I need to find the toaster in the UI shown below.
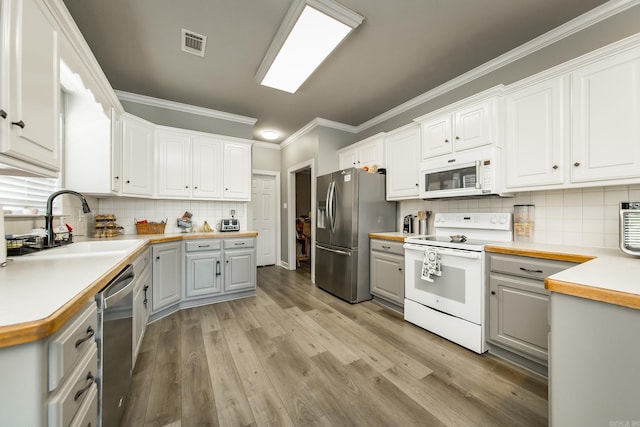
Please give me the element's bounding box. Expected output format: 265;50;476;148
620;202;640;256
220;218;240;232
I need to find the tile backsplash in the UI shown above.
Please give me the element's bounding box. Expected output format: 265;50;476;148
399;184;640;249
97;198;247;235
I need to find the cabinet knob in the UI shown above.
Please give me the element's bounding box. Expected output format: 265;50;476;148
0;109;6;119
398;267;402;271
225;188;229;191
415;183;419;187
444;139;449;143
455;136;460;140
11;120;25;129
194;186;198;189
126;180;131;184
573;162;581;167
155;256;160;260
185;185;189;189
490;291;496;295
552;165;558;170
114;176;120;180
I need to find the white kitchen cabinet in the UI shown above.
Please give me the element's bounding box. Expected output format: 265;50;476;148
156;129;191;198
222;140;251;200
156;127;249;200
570;46;640;183
415;89;501;160
184;239;223;299
338;133;385;170
110;108;123;193
151;241;182;313
223;238;256;293
504;76;567;190
0;0;60;177
192;135;223;199
121;113;155;197
384;123;420;200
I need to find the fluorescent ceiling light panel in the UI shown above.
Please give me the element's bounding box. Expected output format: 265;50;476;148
256;0;363;94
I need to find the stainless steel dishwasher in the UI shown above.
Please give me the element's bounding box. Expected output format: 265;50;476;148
96;264;135;427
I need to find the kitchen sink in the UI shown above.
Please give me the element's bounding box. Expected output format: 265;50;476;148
22;239;143;258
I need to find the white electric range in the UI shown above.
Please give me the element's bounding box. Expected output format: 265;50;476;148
403;212;513;353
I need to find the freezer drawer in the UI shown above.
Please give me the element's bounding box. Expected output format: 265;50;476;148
315;244;358;303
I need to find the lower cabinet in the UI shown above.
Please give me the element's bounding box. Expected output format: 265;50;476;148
0;300;99;427
151;241;182;313
185;239;223;298
223;238;256;293
132;248;151;365
370;239;405;312
487;253;576;373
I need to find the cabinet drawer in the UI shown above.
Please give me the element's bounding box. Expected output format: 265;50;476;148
224;238;254;249
370;239;404;256
48;343;98;427
489;254;576;280
48;301;98;391
69;379;97;427
185;239;222;252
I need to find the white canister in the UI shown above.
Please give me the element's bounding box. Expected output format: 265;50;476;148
1;205;6;266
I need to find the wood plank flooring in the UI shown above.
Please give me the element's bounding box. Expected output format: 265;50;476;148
122;262;548;427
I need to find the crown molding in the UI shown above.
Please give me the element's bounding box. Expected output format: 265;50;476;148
354;0;640;133
253;141;281;150
280;117;357;148
115;90;258;125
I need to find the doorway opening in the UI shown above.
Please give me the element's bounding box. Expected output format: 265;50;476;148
287;159;315;283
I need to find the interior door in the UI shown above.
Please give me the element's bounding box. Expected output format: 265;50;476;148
250;174;277;266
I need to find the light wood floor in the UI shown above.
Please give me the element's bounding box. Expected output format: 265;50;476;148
122;263;548;427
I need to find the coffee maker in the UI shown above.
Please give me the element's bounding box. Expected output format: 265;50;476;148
403;214;414;233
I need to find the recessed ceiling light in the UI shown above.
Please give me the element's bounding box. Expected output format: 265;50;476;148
256;0;363;94
261;130;280;140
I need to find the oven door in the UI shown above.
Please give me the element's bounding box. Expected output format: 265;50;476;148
404;243;484;324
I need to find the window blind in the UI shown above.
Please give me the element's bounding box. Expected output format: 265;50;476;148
0;176;59;213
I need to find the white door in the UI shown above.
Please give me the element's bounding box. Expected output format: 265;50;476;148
251;175;277;266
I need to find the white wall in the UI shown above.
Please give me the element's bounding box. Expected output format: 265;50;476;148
398;184;640;249
98;198;247;235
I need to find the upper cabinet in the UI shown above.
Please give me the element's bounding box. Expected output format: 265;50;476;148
338;133;384;170
570;46;640;183
415;90;501;160
504;76;567;190
385;123;420;200
0;0;60;176
156;127;251;201
122;113;155;197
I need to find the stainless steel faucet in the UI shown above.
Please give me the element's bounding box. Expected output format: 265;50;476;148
45;190;92;248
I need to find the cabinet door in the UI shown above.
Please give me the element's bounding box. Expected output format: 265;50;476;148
370;251;404;305
420;115;452;159
185;252;222;298
489;274;549;362
338;148;357;170
156;130;191;198
122;115;154;196
357;140;384;168
152;242;182;312
192;136;223;199
385;125;420;199
453;98;495;152
505;78;565;189
222;141;251;200
224;249;256;293
133;266;150;364
571;48;640;183
111;108;122;193
1;0;59;173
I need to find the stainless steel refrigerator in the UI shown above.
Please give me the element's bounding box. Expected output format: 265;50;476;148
315;168;396;303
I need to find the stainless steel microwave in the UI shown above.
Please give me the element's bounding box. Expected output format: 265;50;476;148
419;146;511;199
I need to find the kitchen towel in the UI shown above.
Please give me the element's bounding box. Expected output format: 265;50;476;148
421;248;441;282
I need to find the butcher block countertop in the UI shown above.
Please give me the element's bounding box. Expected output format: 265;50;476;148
485;242;640;310
0;231;258;348
368;231;418;242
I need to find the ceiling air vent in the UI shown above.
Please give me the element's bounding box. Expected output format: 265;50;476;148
181;29;207;57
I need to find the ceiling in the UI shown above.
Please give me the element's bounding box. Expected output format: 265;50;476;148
62;0;609;143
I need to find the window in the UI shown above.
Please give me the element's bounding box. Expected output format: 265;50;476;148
0;176;59;214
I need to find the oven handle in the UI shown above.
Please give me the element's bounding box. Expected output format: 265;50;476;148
404;243;481;260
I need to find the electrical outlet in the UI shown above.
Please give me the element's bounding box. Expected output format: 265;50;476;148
230;209;235;218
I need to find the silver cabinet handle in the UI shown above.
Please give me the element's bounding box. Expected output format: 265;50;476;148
234;242;245;246
382;245;391;250
74;372;95;401
198;244;210;248
216;260;221;276
74;326;95;348
519;267;543;274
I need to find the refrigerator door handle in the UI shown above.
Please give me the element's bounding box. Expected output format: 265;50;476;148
316;243;352;256
330;181;337;233
327;181;335;233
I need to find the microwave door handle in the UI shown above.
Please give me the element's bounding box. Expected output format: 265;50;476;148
475;160;481;189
